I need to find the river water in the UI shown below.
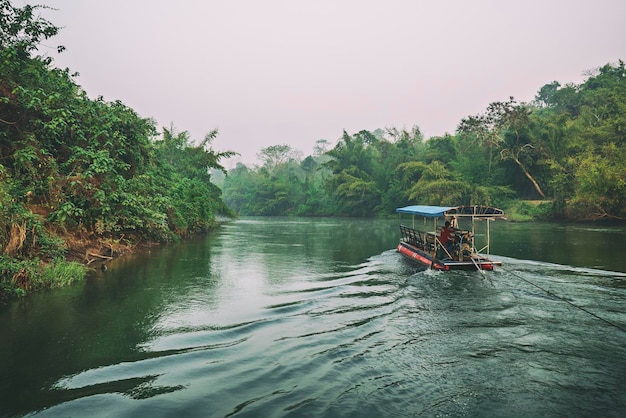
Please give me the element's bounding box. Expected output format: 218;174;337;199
1;218;625;417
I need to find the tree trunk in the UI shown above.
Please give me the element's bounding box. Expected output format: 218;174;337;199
512;156;546;198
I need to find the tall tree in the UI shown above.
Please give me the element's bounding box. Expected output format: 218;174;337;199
257;144;298;174
323;131;380;216
458;97;546;198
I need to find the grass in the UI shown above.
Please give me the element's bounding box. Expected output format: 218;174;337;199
0;257;87;300
505;200;555;222
41;258;87;288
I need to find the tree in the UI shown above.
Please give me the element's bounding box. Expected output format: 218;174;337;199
0;0;61;54
572;143;626;220
562;61;626;219
458;97;546;198
323;131;381;216
223;61;626;220
257;144;297;173
157;125;235;183
313;139;331;156
534;81;561;108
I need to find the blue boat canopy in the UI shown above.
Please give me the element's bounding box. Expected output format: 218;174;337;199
396;205;505;218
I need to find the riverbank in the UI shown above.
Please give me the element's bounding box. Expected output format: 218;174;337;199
504;200;553;222
506;200;625;223
3;199;623;301
0;224;208;301
1;230;148;301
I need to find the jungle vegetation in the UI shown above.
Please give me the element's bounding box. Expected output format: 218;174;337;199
1;1;234;298
223;63;626;222
1;1;625;299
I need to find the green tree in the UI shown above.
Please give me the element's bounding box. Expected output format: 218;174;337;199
458;97;546;198
0;0;60;53
257;144;299;173
323;131;381;216
1;0;236;297
572;143;626;219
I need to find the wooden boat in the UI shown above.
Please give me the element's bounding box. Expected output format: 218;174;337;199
396;205;505;271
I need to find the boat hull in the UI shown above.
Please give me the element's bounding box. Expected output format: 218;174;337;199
397;242;500;271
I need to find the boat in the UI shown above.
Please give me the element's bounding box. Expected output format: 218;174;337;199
396;205;505;271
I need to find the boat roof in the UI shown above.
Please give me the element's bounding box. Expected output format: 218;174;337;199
396;205;505;218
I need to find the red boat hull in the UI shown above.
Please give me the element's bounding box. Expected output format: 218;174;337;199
397;242;497;271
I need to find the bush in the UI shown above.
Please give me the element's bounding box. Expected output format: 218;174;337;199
41;258;86;288
505;200;555;221
0;256;86;299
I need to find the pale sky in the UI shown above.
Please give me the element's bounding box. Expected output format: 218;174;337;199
34;0;625;166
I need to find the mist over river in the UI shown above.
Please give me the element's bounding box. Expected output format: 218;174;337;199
1;218;625;417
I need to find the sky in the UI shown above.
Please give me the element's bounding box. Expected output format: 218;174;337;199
32;0;626;166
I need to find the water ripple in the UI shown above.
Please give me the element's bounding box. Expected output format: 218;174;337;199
28;251;626;418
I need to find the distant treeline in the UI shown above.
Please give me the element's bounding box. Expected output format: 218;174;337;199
222;62;626;222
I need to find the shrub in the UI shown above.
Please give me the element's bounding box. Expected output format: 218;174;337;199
41;258;86;288
0;256;86;299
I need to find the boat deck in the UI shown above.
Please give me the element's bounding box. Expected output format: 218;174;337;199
398;225;500;271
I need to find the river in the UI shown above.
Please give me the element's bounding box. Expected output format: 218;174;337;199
1;218;625;417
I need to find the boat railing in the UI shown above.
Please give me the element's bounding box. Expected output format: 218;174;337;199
399;225;425;248
400;224;489;262
424;232;437;252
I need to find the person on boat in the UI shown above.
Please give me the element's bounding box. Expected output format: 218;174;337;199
439;220;457;256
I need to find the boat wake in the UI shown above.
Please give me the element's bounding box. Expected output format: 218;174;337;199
31;251;626;418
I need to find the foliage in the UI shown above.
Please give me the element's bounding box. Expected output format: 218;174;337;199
223;61;625;222
222;126;514;217
223;143;335;216
0;1;234;298
40;258;86;287
505;201;553;222
0;0;60;54
570;142;626;220
0;256;85;300
322;131;380;216
2;0;624;298
458;97;547;198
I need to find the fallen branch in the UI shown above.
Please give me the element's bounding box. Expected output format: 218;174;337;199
86;252;113;264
